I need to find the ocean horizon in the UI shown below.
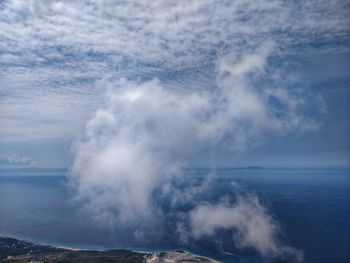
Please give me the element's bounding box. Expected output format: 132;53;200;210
1;167;349;263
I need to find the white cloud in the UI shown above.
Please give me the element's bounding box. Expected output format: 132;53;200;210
69;45;309;259
189;196;303;261
1;0;348;258
0;154;35;166
1;0;348;67
0;0;348;141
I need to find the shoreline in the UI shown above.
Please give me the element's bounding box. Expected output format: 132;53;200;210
0;235;220;262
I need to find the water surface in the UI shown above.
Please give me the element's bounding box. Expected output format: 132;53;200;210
0;168;349;262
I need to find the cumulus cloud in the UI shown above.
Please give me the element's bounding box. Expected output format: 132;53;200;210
70;45;306;260
189;196;303;261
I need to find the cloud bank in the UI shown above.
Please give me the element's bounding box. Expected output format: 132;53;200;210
70;44;306;260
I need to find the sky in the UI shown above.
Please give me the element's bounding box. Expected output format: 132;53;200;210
1;1;350;260
0;0;350;168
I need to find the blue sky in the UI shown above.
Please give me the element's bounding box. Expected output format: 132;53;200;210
0;0;349;168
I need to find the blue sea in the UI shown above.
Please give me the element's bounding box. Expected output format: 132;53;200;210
0;167;349;263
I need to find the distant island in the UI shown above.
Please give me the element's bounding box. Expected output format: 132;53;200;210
186;166;263;171
0;236;217;263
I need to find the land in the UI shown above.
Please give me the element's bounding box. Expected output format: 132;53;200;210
0;236;218;263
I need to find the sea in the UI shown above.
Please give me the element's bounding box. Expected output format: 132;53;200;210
0;167;349;263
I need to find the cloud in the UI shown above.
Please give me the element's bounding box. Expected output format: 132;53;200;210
70;45;308;260
1;0;348;259
0;154;35;166
0;0;349;141
189;196;303;261
1;0;348;66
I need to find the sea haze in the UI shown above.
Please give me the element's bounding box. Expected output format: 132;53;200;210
0;167;349;263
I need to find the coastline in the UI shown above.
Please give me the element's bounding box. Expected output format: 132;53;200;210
0;236;220;262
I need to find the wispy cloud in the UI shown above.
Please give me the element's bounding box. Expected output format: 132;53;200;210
189;196;303;261
0;154;35;167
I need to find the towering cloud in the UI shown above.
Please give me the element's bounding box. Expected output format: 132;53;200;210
70;44;307;260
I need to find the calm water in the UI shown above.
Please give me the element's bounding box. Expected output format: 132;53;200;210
0;168;349;262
